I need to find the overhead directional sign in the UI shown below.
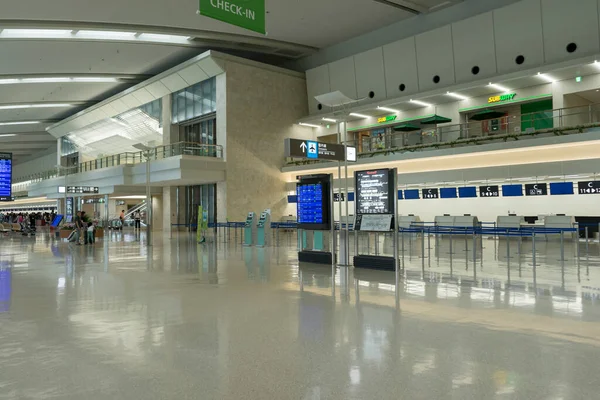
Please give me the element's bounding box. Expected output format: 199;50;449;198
422;188;439;199
199;0;266;34
285;138;355;162
525;183;548;196
479;185;499;197
578;181;600;194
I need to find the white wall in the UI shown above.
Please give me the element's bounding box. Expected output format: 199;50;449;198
13;150;57;181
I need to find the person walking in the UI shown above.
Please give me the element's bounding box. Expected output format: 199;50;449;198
74;211;83;245
133;210;141;231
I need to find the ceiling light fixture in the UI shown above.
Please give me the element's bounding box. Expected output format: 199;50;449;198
322;117;337;122
536;72;556;83
349;113;370;119
0;121;40;126
299;122;320;128
410;99;432;107
0;29;191;45
0;77;120;85
377;106;400;113
488;83;510;93
0;134;17;138
0;103;74;110
446;91;468;100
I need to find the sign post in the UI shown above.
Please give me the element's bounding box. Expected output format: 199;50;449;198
199;0;266;34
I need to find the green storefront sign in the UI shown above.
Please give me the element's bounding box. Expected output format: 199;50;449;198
199;0;266;34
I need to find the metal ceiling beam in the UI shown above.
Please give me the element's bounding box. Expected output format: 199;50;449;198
372;0;425;13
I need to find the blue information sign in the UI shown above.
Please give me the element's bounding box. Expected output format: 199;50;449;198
297;183;324;224
0;152;12;202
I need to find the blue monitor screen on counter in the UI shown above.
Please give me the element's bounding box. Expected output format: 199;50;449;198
0;152;12;202
502;184;523;197
550;182;574;195
458;187;477;198
440;188;457;199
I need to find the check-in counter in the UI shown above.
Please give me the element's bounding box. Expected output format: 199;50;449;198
544;215;576;240
497;215;525;230
399;215;422;229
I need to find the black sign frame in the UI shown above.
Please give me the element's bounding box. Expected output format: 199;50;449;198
479;185;499;198
285;138;350;161
578;181;600;195
525;183;548;196
422;188;439;199
355;169;394;215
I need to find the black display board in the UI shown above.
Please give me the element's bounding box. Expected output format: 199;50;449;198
479;185;499;197
355;169;394;214
578;181;600;195
422;188;439;199
525;183;548;196
0;152;12;202
296;175;331;230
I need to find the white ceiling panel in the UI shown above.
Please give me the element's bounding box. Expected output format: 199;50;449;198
160;74;189;93
120;94;141;110
178;64;209;85
197;58;225;77
110;98;130;114
145;81;171;99
131;88;155;105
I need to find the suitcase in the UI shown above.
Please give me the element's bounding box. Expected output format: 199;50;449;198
67;230;78;242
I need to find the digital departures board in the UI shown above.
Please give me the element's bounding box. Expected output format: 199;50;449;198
296;174;332;230
355;169;393;214
0;153;12;202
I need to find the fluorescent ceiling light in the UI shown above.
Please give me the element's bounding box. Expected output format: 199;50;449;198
322;117;337;122
0;121;40;126
0;29;191;45
410;99;432;107
446;92;468;100
0;134;17;138
0;103;74;110
536;72;556;83
0;76;118;84
299;122;320;128
349;113;370;119
136;33;190;44
377;106;400;113
488;83;510;93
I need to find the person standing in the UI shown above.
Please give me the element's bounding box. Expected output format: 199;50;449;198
74;211;83;245
119;210;125;231
133;210;141;231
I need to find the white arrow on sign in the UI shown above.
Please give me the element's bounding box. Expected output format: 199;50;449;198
300;142;307;153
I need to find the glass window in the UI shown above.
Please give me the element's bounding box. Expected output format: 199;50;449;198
171;77;216;124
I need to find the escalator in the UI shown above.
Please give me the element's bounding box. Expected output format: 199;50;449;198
107;201;148;230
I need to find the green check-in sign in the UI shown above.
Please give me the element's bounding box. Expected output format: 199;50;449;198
199;0;266;34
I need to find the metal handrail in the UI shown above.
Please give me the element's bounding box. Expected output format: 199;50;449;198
14;141;223;184
286;102;600;164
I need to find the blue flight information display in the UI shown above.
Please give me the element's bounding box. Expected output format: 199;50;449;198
0;152;12;202
297;183;324;224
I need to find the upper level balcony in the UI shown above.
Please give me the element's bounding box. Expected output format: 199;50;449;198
284;103;600;171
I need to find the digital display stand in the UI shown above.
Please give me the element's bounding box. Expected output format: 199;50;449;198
256;210;271;247
296;174;334;265
243;212;256;246
353;168;399;271
0;152;12;202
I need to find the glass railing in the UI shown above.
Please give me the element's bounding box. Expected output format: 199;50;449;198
285;103;600;165
15;142;223;184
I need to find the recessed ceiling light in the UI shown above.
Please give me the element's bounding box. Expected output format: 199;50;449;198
377;106;400;113
0;121;40;126
349;113;370;119
488;83;510;93
446;92;468;100
299;122;320;128
410;99;432;107
536;72;556;83
0;103;74;110
0;77;119;84
0;29;191;45
322;117;337;122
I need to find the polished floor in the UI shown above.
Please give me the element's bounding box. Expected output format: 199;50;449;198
1;229;600;399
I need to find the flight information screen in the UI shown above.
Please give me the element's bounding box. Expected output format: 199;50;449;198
297;183;324;224
0;153;12;202
355;169;392;214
